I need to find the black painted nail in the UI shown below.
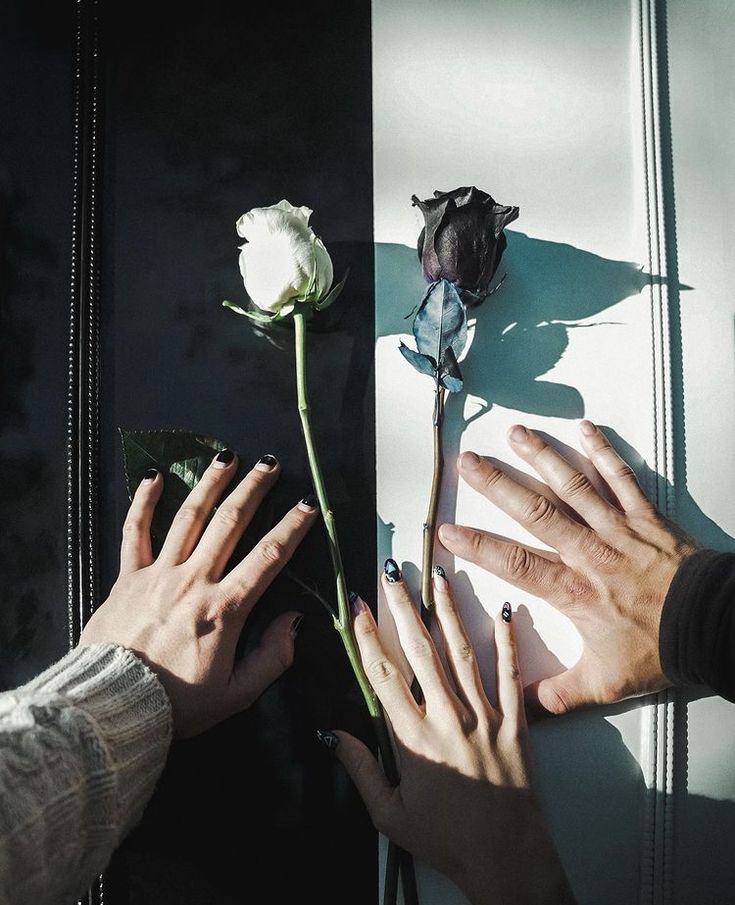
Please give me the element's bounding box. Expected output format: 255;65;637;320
215;448;235;465
299;493;318;510
316;729;339;751
432;564;446;578
290;614;305;638
143;468;158;482
384;558;401;583
502;602;512;623
349;591;368;617
257;454;278;470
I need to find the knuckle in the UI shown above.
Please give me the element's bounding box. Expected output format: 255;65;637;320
504;545;535;581
468;531;486;559
121;518;144;539
482;466;505;494
505;659;521;682
586;541;621;568
366;657;396;687
612;463;637;481
520;494;555;528
454;640;476;664
257;538;287;568
404;636;435;662
542;685;572;716
176;504;204;525
216;505;246;530
559;471;592;499
563;573;592;601
213;591;243;621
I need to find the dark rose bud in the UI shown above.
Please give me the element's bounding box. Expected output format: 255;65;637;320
412;186;519;296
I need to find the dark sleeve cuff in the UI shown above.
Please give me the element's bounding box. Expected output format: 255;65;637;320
659;549;735;701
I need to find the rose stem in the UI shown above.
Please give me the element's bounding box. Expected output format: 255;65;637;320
420;382;446;628
293;311;418;905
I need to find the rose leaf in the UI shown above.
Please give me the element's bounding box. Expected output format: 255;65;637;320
438;345;464;393
413;279;468;365
399;342;438;379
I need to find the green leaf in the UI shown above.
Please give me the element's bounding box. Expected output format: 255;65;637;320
119;429;265;558
314;268;349;311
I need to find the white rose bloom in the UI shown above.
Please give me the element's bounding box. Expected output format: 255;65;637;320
236;200;334;314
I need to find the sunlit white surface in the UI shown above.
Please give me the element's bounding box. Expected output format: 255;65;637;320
373;1;735;903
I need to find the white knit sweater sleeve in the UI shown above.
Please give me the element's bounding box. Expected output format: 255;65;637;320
0;643;173;905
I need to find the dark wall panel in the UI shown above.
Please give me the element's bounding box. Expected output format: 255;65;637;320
2;1;377;902
0;2;73;687
101;2;377;903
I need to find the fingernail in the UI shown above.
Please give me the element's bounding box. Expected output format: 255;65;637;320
459;451;481;470
290;614;305;639
298;493;318;512
143;468;158;482
349;591;368;617
384;558;401;583
316;729;340;751
214;448;235;468
432;564;448;588
256;454;278;472
509;424;528;443
438;523;459;543
580;420;596;436
502;602;512;623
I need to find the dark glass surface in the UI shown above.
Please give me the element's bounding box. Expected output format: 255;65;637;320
0;1;73;688
101;2;377;903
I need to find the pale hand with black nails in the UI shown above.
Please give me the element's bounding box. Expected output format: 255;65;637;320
80;450;317;737
332;571;576;905
438;421;697;715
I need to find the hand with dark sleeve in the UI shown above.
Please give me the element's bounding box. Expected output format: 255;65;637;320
437;420;735;711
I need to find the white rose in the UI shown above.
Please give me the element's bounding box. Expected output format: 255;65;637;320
236;200;334;314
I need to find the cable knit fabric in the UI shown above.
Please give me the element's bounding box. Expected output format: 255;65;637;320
0;643;172;905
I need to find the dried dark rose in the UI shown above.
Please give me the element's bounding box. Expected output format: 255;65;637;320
412;186;519;296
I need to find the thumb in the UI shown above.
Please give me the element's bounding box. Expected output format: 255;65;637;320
228;610;301;712
524;662;591;719
332;731;398;834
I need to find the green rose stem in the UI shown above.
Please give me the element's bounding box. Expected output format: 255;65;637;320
293;310;418;905
420;382;446;627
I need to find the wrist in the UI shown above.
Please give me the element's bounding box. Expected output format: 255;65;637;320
454;817;576;905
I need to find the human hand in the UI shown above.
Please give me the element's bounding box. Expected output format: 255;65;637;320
80;450;317;737
331;566;575;905
438;421;697;715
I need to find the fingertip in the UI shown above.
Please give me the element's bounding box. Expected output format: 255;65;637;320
212;447;237;470
297;493;320;514
254;453;280;474
494;603;515;643
458;450;481;471
579;419;597;437
136;468;162;494
437;522;460;546
508;424;529;445
432;564;449;592
351;595;378;634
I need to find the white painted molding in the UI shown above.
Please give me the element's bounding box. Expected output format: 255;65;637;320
635;2;678;903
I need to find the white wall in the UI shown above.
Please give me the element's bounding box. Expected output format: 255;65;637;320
373;1;735;903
